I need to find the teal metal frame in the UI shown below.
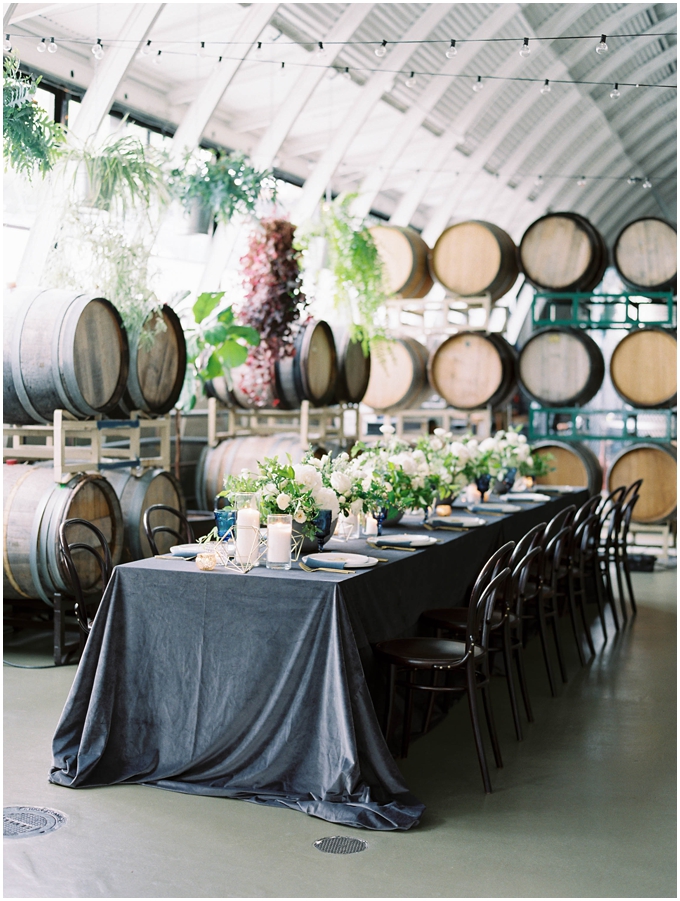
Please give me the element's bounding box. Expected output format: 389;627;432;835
532;292;676;330
528;406;677;443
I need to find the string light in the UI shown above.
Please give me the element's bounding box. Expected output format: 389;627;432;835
4;33;11;52
342;66;351;81
198;41;206;57
577;176;587;186
140;39;151;57
540;79;551;94
472;75;483;92
253;41;262;58
316;41;326;58
405;71;416;89
280;61;287;77
534;174;543;186
91;38;104;59
375;39;387;58
596;34;608;54
627;175;640;185
446;39;457;58
642;177;652;189
610;82;620;99
37;38;46;53
519;37;531;57
48;37;57;53
154;50;162;65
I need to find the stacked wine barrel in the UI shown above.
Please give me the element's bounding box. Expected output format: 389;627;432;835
3;289;190;598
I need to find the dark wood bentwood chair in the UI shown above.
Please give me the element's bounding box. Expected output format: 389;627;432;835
571;513;610;642
143;504;194;556
58;518;113;641
375;561;512;794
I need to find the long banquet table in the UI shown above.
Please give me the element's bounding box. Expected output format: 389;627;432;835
50;491;587;831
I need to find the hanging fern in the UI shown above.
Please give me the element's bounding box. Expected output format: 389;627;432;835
3;54;65;177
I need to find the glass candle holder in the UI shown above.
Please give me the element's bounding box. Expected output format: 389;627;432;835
267;514;292;570
234;493;261;566
196;553;216;571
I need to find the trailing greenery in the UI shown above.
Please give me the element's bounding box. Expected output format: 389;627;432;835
295;193;388;350
180;291;260;411
171;150;276;225
3;54;65;177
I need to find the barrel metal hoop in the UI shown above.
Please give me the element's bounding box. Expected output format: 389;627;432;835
58;293;101;418
30;480;65;605
10;290;50;424
3;466;38;599
125;328;145;411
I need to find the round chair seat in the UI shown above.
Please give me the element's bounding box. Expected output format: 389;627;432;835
374;637;483;668
423;607;518;630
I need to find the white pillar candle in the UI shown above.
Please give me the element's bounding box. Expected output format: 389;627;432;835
235;507;260;565
267;522;292;564
466;484;482;504
364;514;378;536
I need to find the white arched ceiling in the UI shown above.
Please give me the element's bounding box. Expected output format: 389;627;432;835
7;1;677;261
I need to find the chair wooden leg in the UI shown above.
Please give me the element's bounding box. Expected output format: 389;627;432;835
384;664;397;742
466;664;492;793
592;564;609;641
602;557;621;631
548;611;568;683
53;593;66;666
537;603;557;696
400;671;416;759
502;626;523;741
575;572;596;657
514;645;534;722
566;574;587;666
622;554;638;615
614;554;628;624
480;679;503;769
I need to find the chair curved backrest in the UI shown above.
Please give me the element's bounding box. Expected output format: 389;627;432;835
543;527;571;591
541;505;577;548
597;485;627;520
619;493;640;548
622;479;643;504
510;523;546;572
469;540;514;606
58;518;113;634
573;494;601;528
467;567;512;654
143;504;194;556
513;546;543;623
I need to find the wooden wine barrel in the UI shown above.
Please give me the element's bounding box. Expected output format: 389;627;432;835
369;225;433;298
532;442;603;494
113;306;186;416
106;468;184;561
518;327;605;406
610;328;677;408
613;218;677;292
608;444;677;523
3;464;124;603
332;328;371;404
519;213;608;292
431;221;519;301
428;332;516;410
362;337;431;412
196;434;318;511
3;288;129;425
275;320;337;409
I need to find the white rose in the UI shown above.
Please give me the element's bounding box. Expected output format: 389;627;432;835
384;482;393;492
430;437;444;451
330;471;353;495
479;437;497;453
466;439;479;451
276;493;291;510
505;431;519;445
264;482;278;497
449;442;469;462
293;509;307;524
433;428;446;437
495;430;506;440
526;455;534;467
350;498;364;515
517;444;531;461
313;486;340;519
361;475;373;493
336;452;350;463
412;476;424;490
379;423;396;435
518;434;527;444
293;463;322;491
413;449;425;462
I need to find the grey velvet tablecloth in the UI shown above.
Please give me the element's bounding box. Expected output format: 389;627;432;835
50;491;586;830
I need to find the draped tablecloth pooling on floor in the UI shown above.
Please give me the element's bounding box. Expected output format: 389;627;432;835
50;492;586;830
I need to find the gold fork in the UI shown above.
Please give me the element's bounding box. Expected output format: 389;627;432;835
299;562;356;574
367;543;417;552
424;523;469;532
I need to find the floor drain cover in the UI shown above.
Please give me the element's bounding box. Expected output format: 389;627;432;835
313;836;368;855
3;807;66;839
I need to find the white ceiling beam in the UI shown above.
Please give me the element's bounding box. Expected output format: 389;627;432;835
251;3;374;170
350;3;519;219
3;3;18;29
170;3;278;162
8;3;60;24
16;2;166;286
292;2;454;224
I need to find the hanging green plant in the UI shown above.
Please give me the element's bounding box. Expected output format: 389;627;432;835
3;54;65;177
170;150;276;226
295;193;388;351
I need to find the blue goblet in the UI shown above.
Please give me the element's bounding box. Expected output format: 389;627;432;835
314;509;333;553
375;507;388;537
214;508;236;539
475;474;491;502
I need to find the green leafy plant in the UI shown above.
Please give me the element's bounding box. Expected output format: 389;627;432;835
181;291;260;410
171;150;276;225
295;193;388;350
3;54;65;177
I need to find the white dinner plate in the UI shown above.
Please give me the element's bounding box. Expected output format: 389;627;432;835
370;534;438;547
507;493;551;502
432;515;486;527
304;553;378;569
170;544;203;557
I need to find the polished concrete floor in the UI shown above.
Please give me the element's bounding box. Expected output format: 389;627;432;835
4;569;676;898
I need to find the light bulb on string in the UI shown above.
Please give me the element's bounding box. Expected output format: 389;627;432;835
342;66;351;81
92;38;104;60
280;61;287;77
472;75;483;93
37;38;47;53
375;39;387;58
596;34;608;54
627;175;638;185
610;82;620;99
577;176;586;187
48;37;57;53
540;79;551;94
534;174;543;187
140;39;151;57
519;37;530;58
316;41;326;58
405;71;416;89
198;41;206;58
154;50;162;65
4;33;11;52
642;178;652;189
253;41;262;58
446;39;457;59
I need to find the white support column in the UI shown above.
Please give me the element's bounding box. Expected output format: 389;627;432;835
251;3;374;170
170;3;278;163
292;3;453;225
15;2;166;287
